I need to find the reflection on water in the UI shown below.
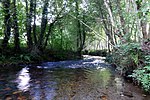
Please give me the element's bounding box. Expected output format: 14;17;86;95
14;67;112;100
16;67;30;91
85;68;111;88
29;80;57;100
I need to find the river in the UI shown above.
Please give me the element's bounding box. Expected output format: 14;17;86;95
0;55;149;100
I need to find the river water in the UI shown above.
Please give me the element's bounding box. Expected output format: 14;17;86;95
0;55;149;100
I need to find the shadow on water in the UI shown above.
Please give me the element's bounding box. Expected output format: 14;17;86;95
0;55;150;100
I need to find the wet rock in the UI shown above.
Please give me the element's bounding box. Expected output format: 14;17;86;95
123;91;133;98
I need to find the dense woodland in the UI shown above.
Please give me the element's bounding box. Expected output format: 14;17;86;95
0;0;150;91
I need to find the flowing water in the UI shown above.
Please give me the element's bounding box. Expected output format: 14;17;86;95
0;55;149;100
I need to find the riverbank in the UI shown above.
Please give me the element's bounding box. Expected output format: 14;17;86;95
0;48;82;70
0;48;110;68
105;41;150;92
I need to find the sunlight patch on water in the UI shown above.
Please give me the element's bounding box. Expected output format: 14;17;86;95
16;67;30;91
96;66;105;70
83;55;105;59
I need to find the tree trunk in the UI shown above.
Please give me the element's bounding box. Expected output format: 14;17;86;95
33;0;37;44
44;23;54;49
141;21;148;39
13;0;20;51
117;0;129;36
75;1;82;55
148;24;150;39
81;13;86;50
1;0;11;49
26;0;33;49
96;0;115;46
38;0;49;49
104;0;117;45
136;0;148;40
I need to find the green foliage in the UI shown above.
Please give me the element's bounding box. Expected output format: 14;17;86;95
105;53;113;63
131;55;150;91
20;54;31;62
107;42;143;72
145;55;150;64
107;40;150;92
0;49;33;64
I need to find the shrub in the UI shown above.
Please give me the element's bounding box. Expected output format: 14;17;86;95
106;40;150;92
131;55;150;91
107;42;144;73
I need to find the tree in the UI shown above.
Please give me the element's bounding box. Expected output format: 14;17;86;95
26;0;33;49
38;0;49;50
1;0;11;49
136;0;149;39
33;0;37;44
12;0;20;51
